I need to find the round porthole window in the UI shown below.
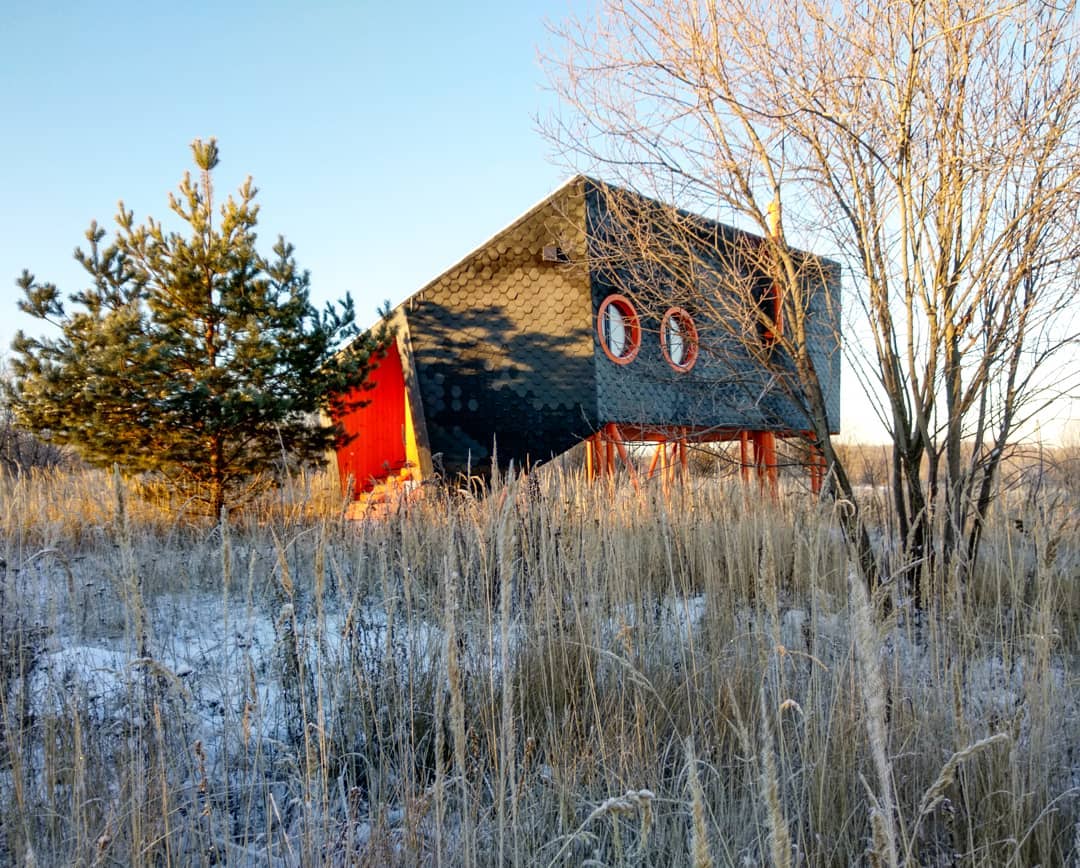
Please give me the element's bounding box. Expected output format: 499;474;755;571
597;295;641;364
660;307;699;372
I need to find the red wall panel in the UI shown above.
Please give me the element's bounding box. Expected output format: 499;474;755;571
333;340;407;493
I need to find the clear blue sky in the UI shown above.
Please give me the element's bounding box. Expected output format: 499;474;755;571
3;1;1074;444
1;0;575;346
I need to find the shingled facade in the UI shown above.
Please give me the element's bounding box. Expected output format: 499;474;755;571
332;176;841;495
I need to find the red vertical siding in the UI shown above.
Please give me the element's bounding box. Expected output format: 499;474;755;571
333;340;408;494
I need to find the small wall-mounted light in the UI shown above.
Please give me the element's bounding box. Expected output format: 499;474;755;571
542;244;571;263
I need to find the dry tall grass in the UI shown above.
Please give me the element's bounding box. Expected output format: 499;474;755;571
0;464;1076;865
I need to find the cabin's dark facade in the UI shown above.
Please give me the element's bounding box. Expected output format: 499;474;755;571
332;176;840;499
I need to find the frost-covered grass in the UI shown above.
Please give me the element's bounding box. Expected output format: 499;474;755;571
0;465;1077;866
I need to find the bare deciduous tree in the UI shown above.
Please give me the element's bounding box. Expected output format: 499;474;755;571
545;0;1080;596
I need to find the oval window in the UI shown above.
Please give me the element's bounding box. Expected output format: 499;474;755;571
597;295;641;364
606;304;627;357
660;307;699;372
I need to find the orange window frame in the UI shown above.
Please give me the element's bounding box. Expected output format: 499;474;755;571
759;282;782;345
660;306;699;372
596;294;642;365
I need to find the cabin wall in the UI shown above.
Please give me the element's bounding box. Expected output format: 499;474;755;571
403;180;597;476
332;176;842;494
333;339;411;491
585;181;842;434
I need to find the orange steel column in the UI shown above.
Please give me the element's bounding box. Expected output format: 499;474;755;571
608;424;641;492
751;431;779;497
761;432;778;495
647;440;664;480
740;431;751;483
811;443;824;495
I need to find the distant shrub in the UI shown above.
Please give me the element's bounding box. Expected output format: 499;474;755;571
0;406;73;475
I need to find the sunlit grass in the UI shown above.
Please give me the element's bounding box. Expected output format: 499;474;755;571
0;463;1076;865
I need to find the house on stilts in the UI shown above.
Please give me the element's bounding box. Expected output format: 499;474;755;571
330;176;840;510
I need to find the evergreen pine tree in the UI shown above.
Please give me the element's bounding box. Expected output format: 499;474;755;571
8;139;388;514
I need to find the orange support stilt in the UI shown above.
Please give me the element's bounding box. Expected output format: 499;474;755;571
580;424;823;502
750;431;778;497
810;442;824;495
762;432;778;495
647;440;664;480
800;431;824;495
608;424;641;492
594;433;605;481
740;431;750;483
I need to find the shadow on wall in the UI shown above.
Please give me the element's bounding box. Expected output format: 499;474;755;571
406;296;826;482
406;299;596;477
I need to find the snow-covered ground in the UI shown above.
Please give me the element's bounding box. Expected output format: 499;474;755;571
3;535;1078;865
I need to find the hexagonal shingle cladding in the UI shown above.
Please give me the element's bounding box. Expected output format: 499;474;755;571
386;175;840;480
404;179;595;476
